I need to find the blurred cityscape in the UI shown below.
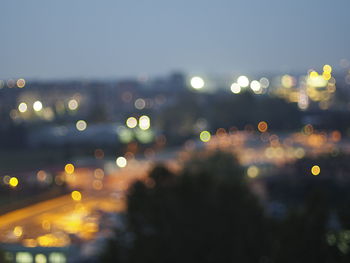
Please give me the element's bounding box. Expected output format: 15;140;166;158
1;61;350;262
2;0;350;261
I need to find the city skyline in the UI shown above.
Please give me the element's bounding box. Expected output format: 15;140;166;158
1;0;350;79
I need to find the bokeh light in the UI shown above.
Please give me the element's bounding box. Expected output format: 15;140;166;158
76;120;87;131
71;190;82;201
323;64;332;73
323;72;331;80
259;77;270;88
35;254;47;263
13;226;23;237
9;177;19;188
309;71;319;78
18;102;28;113
281;75;294;88
230;83;241;94
135;129;154;144
7;79;15;88
65;163;75;174
257;121;268;132
134;98;146;110
116;156;127;168
92;180;103;190
139;115;151;130
311;165;321;176
237;75;249;88
190;76;205;90
126;117;138;128
247;165;259;178
250;80;261;92
16;78;26;88
68;99;79;110
33;101;43;112
200;131;211;142
117;126;134;143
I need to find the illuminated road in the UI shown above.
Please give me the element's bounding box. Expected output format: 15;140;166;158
0;130;348;248
0;160;151;247
0;193;121;246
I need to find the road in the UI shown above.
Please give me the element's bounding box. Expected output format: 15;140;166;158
0;130;348;248
0;160;151;247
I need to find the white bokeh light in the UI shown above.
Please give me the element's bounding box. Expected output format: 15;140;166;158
190;76;205;90
230;83;241;94
237;76;249;88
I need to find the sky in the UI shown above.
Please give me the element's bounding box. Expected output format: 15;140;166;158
1;0;350;79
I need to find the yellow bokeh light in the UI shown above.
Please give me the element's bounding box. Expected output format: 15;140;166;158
18;102;28;113
9;177;19;187
14;226;23;237
190;76;205;90
323;64;332;73
311;165;321;176
71;190;82;201
16;78;26;88
323;72;331;80
237;75;249;88
116;156;127;168
126;117;138;128
247;165;259;178
309;71;319;78
65;163;75;174
37;235;51;247
68;99;79;110
76;120;87;131
200;130;211;142
281;75;294;88
257;121;268;133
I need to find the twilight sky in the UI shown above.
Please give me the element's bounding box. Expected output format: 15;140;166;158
1;0;349;79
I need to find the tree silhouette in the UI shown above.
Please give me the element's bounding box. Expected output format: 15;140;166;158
101;151;270;262
99;151;350;262
273;189;332;263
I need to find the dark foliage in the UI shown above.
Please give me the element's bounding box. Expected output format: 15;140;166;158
100;152;350;263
